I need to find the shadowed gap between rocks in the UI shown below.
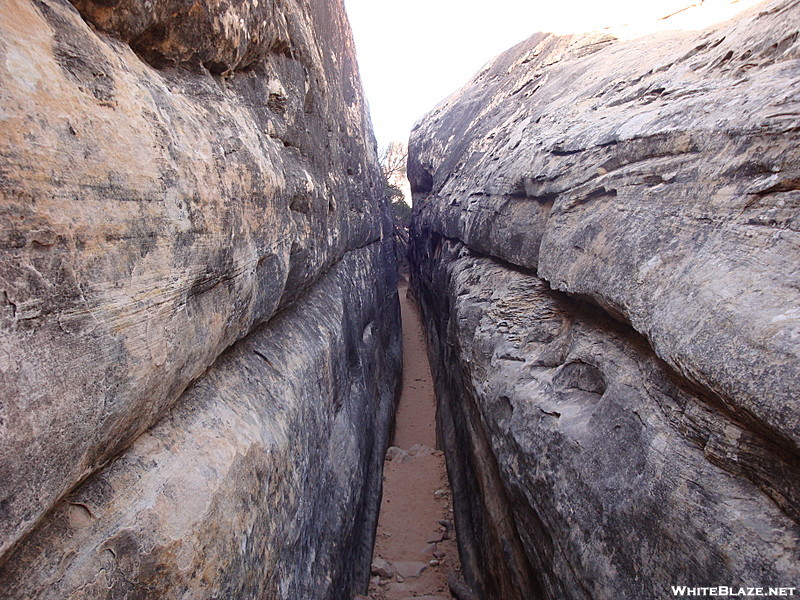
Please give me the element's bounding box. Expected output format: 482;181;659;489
363;280;475;600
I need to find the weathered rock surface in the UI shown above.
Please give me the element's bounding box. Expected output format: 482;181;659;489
410;1;800;449
0;0;394;569
1;243;401;599
408;1;800;598
412;241;800;599
0;0;402;596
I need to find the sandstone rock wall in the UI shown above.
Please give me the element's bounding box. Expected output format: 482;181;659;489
408;1;800;598
1;242;401;599
0;0;401;596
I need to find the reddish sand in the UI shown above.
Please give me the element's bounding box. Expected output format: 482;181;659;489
392;285;438;450
366;285;459;600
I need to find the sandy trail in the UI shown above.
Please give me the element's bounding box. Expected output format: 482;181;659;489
364;284;459;600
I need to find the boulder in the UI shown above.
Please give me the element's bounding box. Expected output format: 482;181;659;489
371;556;396;579
393;560;429;579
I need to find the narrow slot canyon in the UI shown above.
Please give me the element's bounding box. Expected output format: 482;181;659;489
364;283;463;600
0;0;798;599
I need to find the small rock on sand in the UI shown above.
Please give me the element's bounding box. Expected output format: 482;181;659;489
393;560;428;579
371;557;394;579
385;446;409;462
408;444;434;457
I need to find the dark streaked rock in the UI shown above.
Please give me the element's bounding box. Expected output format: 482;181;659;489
0;242;401;599
410;238;800;600
0;0;394;565
408;1;800;598
409;0;800;450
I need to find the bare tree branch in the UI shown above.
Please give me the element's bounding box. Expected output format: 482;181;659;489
379;141;408;184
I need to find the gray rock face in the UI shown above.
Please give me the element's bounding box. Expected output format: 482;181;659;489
408;1;800;598
0;0;401;596
412;240;800;600
410;2;800;450
1;243;401;599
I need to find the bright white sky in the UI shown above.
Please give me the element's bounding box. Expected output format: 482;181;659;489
343;0;762;148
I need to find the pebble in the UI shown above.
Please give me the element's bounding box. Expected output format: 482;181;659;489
371;557;394;579
384;446;410;463
408;443;433;457
429;559;440;567
393;560;428;578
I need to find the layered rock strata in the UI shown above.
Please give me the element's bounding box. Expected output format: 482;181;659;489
408;1;800;598
0;0;401;596
1;243;401;598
